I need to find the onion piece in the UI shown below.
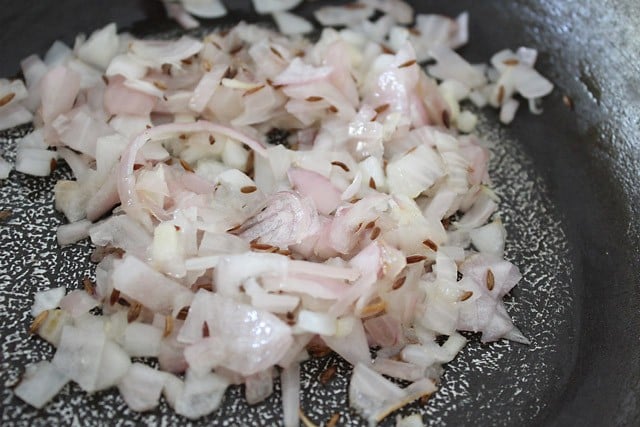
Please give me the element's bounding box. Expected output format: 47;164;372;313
31;287;66;317
281;362;300;427
57;220;92;246
0;156;11;179
40;66;81;123
252;0;302;14
15;147;57;177
174;370;229;419
51;325;107;392
165;2;200;29
272;11;313;35
111;255;193;313
245;368;274;404
315;4;375;27
396;414;425;427
59;290;98;317
181;0;227;18
118;363;167;412
0;104;33;131
76;23;119;70
129;36;204;68
499;98;519;124
14;362;69;409
122;323;163;357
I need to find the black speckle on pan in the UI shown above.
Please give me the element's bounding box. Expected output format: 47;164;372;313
0;105;576;425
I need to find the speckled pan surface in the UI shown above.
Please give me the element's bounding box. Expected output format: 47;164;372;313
1;1;639;426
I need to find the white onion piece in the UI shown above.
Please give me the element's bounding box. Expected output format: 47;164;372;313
315;4;375;27
428;46;486;88
322;317;370;366
105;54;148;80
118;363;167;412
513;66;554;99
15;147;57;177
457;110;478;133
469;220;506;257
281;362;300;427
362;0;414;25
253;0;301;14
20;55;48;111
14;362;69;409
56;220;93;246
272;11;313;35
396;414;425;427
90;214;152;257
386;144;445;198
349;362;406;422
59;290;98;317
189;64;227;113
499;97;520;124
129;36;204;68
44;40;72;66
111;255;193;313
33;309;72;347
31;287;66;317
164;2;200;29
245;278;300;313
122;323;163;357
272;58;333;86
40;66;81;123
517;46;538;67
456;192;498;229
51;325;107;392
76;23;119;70
373;358;424;382
0;79;28;111
174;370;229;420
181;0;227;18
0;104;33;131
0;155;12;179
245;369;274;405
296;310;338;336
162;374;184;410
178;291;293;375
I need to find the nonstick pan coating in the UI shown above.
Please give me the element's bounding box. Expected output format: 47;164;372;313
0;1;638;426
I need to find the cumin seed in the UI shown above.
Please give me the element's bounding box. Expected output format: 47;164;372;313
0;92;15;107
29;310;49;334
486;269;495;291
331;161;349;172
422;239;438;251
406;255;427;264
240;185;257;194
370;226;381;240
392;276;406;290
398;59;417;69
460;291;473;301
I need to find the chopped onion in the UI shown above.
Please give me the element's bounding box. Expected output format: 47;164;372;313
2;7;556;421
174;370;229;419
31;287;66;317
14;362;69;409
181;0;227;18
273;11;313;35
118;363;167;411
56;219;92;246
315;4;375;27
253;0;301;14
281;363;300;427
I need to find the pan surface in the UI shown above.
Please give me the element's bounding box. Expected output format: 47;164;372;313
0;1;638;426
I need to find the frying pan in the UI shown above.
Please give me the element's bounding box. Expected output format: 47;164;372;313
0;1;638;426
